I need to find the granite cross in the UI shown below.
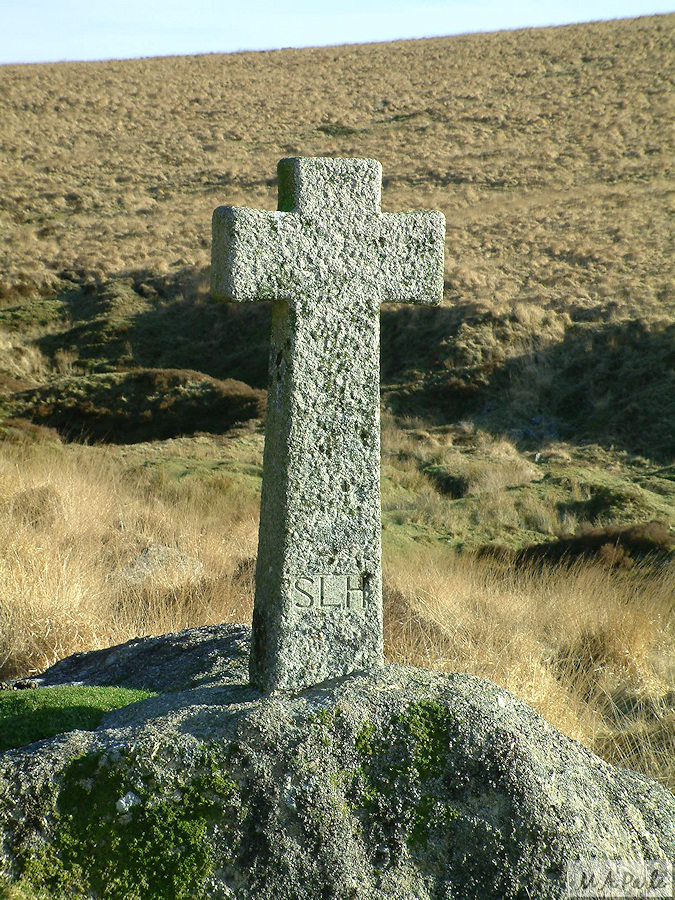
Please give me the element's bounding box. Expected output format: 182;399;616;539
211;157;445;692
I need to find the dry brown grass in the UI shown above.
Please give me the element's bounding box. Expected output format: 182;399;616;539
383;544;675;789
1;14;673;329
0;15;673;790
0;436;672;788
0;440;258;680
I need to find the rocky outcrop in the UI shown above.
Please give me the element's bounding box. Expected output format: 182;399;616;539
1;624;673;899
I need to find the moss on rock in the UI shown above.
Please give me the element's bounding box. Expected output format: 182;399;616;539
15;745;242;900
352;701;458;856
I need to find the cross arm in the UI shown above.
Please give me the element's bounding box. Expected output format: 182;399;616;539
211;206;289;303
378;210;446;305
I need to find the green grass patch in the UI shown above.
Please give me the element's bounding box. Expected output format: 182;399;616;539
0;298;68;334
0;686;157;752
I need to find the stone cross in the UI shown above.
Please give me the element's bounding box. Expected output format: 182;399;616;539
211;157;445;692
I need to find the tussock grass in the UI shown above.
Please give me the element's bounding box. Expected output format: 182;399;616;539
383;545;675;788
0;438;672;789
0;440;258;681
381;416;675;551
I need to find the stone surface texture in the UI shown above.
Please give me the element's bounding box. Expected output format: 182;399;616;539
212;158;445;692
1;627;673;899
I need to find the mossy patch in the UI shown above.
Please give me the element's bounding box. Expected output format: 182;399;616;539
0;686;156;752
12;745;242;900
308;707;341;748
0;877;50;899
351;701;458;855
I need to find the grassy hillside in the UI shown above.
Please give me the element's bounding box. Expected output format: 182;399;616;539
0;15;673;787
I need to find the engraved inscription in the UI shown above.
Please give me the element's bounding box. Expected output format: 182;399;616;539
292;574;367;610
294;576;320;608
321;576;346;607
346;575;364;609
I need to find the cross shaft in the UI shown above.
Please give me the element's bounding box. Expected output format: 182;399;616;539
212;157;445;692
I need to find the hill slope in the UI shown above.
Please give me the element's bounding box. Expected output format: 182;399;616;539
1;13;673;457
0;16;673;788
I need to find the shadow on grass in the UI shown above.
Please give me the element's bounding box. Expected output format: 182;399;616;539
476;522;675;570
38;267;271;388
10;267;675;460
382;307;675;463
0;685;155;752
15;369;266;444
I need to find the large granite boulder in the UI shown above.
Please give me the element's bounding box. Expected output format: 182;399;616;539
1;624;673;899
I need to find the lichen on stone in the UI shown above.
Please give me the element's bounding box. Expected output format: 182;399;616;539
350;701;458;856
11;743;242;900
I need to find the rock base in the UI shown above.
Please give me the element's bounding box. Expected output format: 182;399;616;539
1;624;673;899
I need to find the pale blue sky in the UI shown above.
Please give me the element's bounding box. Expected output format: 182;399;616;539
0;0;671;65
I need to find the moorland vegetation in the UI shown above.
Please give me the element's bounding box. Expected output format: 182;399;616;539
0;14;673;787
